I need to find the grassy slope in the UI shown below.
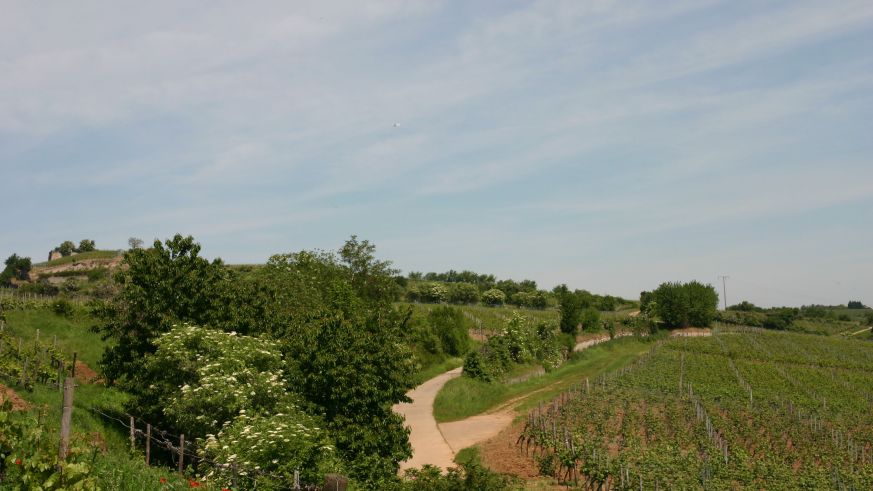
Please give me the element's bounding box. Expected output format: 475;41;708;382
1;308;199;490
3;309;104;367
433;336;652;422
35;250;121;267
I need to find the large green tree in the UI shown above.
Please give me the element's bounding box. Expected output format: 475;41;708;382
651;281;719;328
96;234;232;388
1;254;32;285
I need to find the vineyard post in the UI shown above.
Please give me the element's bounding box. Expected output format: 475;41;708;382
71;352;77;378
178;434;185;472
19;357;28;386
145;424;151;464
129;416;136;452
58;377;75;462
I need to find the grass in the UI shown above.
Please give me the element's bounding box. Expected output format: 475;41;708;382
3;308;105;367
413;356;463;386
433;336;652;422
35;250;121;268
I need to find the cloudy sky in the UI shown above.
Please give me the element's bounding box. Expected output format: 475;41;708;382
2;1;872;307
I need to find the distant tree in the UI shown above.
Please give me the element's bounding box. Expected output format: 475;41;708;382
1;254;32;285
639;291;654;312
128;237;144;250
407;271;423;280
77;239;96;252
847;300;867;309
728;300;760;312
595;295;617;312
763;308;798;330
482;288;506;307
428;306;470;356
57;240;76;257
865;312;873;326
448;282;480;304
580;308;601;332
420;282;448;303
651;281;719;328
558;286;581;335
685;281;719;327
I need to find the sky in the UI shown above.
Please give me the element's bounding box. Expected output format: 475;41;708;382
2;1;872;307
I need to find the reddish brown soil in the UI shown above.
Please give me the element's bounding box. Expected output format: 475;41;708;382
0;383;30;411
479;420;542;479
75;361;102;384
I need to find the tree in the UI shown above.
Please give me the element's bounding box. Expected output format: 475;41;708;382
482;288;506;307
580;308;601;332
96;234;232;388
448;282;480;304
77;239;96;252
127;237;144;250
1;254;32;285
651;281;719;328
558;287;581;335
428;306;470;356
847;300;868;309
57;240;76;257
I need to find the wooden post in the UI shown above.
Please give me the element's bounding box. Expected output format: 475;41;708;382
58;377;75;461
71;352;77;378
178;434;185;472
129;416;136;452
145;424;151;465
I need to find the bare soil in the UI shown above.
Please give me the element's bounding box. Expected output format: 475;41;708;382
0;383;30;411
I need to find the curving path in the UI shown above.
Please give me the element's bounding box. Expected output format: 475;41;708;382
396;329;712;471
393;367;462;472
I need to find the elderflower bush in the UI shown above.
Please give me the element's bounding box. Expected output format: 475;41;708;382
463;313;563;381
200;403;344;488
148;325;287;436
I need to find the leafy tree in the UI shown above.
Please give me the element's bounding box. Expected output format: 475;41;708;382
57;240;76;257
685;280;719;326
95;234;231;388
557;286;581;335
728;300;761;312
420;283;449;303
428;306;470;356
448;282;479;304
77;239;96;252
482;288;506;307
580;308;601;332
847;300;867;309
865;311;873;326
0;254;31;285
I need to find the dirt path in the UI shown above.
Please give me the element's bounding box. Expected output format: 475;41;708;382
0;383;29;411
397;332;650;471
393;367;462;472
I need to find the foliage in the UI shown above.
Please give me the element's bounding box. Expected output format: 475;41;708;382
463;313;563;382
580;308;601;332
762;308;798;330
57;241;77;257
447;282;479;304
728;300;763;312
1;254;32;286
847;300;868;309
95;234;232;387
651;281;718;328
127;237;144;250
558;286;581;335
395;462;518;490
52;299;75;317
427;306;470;356
0;403;99;490
77;240;96;253
481;288;506;307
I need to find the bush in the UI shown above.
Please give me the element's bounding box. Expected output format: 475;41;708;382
463;314;562;381
448;283;479;304
52;299;75;317
580;308;601;332
428;306;470;356
651;281;718;328
482;289;506;307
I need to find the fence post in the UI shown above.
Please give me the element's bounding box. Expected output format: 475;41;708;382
178;434;185;472
130;416;136;452
146;424;151;465
71;352;77;379
58;377;75;461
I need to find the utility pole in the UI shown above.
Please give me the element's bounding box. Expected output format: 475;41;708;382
718;275;730;310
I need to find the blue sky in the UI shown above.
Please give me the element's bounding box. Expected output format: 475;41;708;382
2;1;872;307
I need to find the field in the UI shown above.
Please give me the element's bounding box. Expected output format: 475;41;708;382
519;328;873;488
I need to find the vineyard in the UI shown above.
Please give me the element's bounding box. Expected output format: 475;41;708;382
519;328;873;489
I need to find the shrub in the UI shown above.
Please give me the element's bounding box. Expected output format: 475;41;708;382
651;281;718;328
428;306;470;356
448;283;479;304
580;308;601;332
481;289;506;307
52;299;75;317
463;314;562;381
